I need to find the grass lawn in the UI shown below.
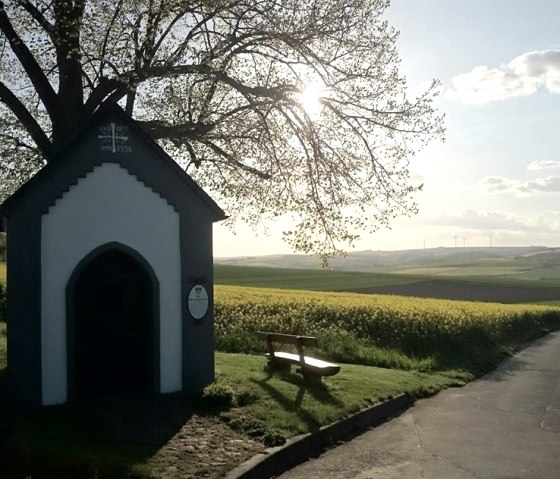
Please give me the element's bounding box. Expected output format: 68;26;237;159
214;352;467;441
0;261;5;284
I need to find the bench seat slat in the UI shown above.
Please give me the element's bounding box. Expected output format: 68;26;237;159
266;352;341;377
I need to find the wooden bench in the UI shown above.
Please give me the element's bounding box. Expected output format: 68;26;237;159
257;331;340;381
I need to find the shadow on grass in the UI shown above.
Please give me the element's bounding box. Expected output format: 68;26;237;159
250;369;344;433
410;323;560;381
0;373;195;479
250;377;320;432
476;330;560;383
263;366;344;405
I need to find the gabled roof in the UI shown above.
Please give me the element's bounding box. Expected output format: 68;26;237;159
0;105;227;222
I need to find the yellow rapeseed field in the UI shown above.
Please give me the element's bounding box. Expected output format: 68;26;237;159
214;285;560;367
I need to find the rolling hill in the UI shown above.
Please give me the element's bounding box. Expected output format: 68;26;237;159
215;246;560;303
216;246;560;283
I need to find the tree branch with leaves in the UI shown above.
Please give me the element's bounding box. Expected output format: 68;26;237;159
0;0;444;260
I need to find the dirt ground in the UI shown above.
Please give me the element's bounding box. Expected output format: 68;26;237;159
71;394;266;479
146;414;264;478
345;279;560;303
0;395;265;479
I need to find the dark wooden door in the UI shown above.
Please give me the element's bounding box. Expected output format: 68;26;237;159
73;249;153;399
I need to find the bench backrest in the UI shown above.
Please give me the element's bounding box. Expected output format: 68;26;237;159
257;331;317;348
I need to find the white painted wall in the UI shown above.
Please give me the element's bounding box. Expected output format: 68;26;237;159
41;162;182;405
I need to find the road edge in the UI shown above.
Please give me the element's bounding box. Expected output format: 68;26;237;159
225;393;414;479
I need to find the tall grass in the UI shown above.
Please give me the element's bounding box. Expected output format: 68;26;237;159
215;285;560;374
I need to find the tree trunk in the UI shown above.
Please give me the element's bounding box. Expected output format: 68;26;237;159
51;0;86;157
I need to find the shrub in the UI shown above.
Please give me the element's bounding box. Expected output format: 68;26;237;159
197;382;236;411
224;414;286;447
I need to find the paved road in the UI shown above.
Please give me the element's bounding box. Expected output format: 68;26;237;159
278;331;560;479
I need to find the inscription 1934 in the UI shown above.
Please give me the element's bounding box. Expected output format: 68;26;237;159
98;123;132;153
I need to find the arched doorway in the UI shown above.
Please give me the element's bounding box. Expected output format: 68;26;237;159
69;246;156;399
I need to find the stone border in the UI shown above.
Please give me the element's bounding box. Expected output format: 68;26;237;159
226;393;414;479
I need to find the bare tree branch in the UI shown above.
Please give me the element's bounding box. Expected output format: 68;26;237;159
0;1;57;117
17;0;55;37
0;80;51;158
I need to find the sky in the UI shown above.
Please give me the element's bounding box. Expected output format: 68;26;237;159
213;0;560;257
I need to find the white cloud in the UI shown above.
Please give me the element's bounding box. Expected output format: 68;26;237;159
509;50;560;93
422;210;556;233
447;49;560;104
520;176;560;193
481;175;560;194
527;160;560;170
482;176;518;193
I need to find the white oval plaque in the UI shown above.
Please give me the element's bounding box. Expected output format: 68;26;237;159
188;284;209;319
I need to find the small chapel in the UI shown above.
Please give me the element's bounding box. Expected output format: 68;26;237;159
0;106;226;406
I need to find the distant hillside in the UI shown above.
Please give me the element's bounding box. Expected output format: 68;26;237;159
215;246;560;282
214;263;560;303
216;246;548;268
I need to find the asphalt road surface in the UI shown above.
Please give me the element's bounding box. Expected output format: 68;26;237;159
278;331;560;479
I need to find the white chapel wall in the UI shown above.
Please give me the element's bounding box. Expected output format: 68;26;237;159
41;162;182;405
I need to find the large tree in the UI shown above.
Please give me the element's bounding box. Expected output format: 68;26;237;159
0;0;444;258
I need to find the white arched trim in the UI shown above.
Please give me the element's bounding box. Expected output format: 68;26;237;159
41;162;182;405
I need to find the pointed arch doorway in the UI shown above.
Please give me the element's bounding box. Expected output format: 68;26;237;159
67;244;158;400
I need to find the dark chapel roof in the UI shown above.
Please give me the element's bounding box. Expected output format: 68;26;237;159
0;106;227;222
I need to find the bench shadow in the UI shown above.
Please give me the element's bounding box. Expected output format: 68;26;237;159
250;377;320;432
263;366;344;406
250;369;344;433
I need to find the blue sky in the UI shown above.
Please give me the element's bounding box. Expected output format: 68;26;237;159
214;0;560;257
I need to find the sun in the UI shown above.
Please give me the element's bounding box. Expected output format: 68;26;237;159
297;83;326;119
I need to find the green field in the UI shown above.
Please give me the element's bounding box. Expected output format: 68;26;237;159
214;264;422;290
393;258;560;285
0;261;5;284
215;263;560;290
214;264;560;306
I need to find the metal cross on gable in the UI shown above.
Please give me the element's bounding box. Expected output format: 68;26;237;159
98;122;129;153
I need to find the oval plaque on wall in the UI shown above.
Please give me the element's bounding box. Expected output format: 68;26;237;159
188;284;209;319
